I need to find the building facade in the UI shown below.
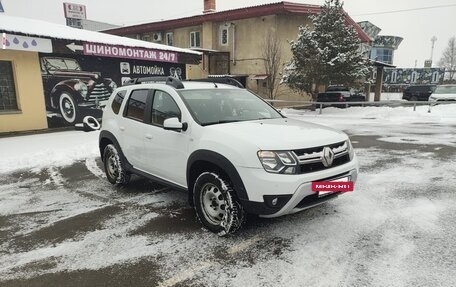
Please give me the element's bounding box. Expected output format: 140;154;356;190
105;1;370;102
0;15;200;133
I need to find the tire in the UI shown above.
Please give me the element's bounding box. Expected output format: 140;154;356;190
103;144;130;185
193;172;246;236
59;92;79;124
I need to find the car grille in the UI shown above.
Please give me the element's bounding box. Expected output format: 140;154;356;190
88;83;111;103
292;141;350;174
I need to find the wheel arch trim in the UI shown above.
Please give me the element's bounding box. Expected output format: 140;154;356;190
187;150;249;202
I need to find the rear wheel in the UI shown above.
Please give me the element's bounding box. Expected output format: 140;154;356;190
193;172;245;236
103;144;130;185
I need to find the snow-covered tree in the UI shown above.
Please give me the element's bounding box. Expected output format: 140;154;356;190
438;37;456;82
282;0;369;96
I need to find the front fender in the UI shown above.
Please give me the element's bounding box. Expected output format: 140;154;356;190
187;149;249;201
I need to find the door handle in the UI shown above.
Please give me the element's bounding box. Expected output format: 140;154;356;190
119;127;125;131
145;134;153;140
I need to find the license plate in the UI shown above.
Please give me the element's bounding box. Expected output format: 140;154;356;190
316;176;350;197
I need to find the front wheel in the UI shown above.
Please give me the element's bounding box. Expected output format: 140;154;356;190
193;172;246;236
103;144;130;185
59;92;79;124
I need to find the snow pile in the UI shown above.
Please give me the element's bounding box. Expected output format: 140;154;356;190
0;131;100;173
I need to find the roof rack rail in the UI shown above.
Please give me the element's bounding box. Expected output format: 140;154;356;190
188;77;244;88
123;76;184;89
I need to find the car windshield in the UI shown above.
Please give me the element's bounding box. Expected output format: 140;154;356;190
434;86;456;94
179;89;283;126
44;58;81;71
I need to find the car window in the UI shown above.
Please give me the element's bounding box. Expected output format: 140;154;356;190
151;91;181;126
434;86;456;94
125;89;148;121
111;90;127;115
179;89;282;126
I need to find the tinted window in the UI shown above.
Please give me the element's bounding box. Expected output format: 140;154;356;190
111;90;127;114
151;91;181;126
126;89;148;121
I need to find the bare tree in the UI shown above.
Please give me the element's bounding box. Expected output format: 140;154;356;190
438;37;456;82
262;31;282;100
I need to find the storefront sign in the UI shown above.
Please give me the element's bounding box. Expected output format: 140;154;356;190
83;43;178;63
2;33;52;53
63;2;87;19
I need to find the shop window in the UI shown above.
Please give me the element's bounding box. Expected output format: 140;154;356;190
0;61;18;111
166;33;174;46
142;35;151;42
220;27;229;46
125;89;148;121
190;31;201;48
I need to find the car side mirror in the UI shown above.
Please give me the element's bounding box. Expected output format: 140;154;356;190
163;117;187;131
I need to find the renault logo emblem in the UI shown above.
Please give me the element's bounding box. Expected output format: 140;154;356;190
322;147;335;167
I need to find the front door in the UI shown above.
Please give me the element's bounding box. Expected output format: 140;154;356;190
143;90;189;187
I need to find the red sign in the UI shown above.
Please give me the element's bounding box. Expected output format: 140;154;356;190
311;181;354;192
63;2;87;19
83;43;178;63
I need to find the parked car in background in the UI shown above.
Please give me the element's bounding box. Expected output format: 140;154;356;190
402;85;436;101
429;85;456;102
41;57;117;124
317;86;365;107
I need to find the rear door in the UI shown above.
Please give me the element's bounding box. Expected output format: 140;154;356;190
117;88;151;170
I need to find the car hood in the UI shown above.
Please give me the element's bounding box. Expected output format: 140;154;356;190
49;70;102;80
205;118;348;150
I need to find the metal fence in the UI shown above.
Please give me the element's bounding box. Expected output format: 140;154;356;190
265;100;456;114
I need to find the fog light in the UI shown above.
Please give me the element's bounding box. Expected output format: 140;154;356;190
264;195;292;209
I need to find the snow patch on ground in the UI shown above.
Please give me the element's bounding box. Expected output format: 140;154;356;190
0;131;100;174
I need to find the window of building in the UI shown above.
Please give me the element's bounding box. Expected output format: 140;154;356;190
370;48;394;65
411;71;418;83
190;31;201;48
166;33;174;46
111;90;127;115
0;61;18;111
220;26;229;45
432;71;439;83
151;91;181;126
125;89;148;121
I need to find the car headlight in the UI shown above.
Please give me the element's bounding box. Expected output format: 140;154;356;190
74;81;88;98
257;151;298;174
109;80;117;91
347;139;354;160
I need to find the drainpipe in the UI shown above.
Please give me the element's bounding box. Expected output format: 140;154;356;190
231;23;236;65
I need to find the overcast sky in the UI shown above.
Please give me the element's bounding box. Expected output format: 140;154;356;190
2;0;456;68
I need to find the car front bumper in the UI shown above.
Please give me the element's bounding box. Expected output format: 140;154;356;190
237;154;359;217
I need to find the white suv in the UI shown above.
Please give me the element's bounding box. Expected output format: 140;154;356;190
99;77;359;235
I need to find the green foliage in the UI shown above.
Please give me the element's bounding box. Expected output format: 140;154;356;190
283;0;369;93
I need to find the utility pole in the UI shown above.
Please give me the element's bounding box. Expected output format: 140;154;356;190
430;36;437;63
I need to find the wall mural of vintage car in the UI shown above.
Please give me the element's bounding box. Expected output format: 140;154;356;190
39;53;185;127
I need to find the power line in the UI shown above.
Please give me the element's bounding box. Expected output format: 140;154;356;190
353;4;456;16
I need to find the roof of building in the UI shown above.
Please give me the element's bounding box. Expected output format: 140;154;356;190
0;14;201;56
105;1;370;43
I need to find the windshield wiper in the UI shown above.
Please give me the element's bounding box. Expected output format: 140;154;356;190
202;119;242;126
